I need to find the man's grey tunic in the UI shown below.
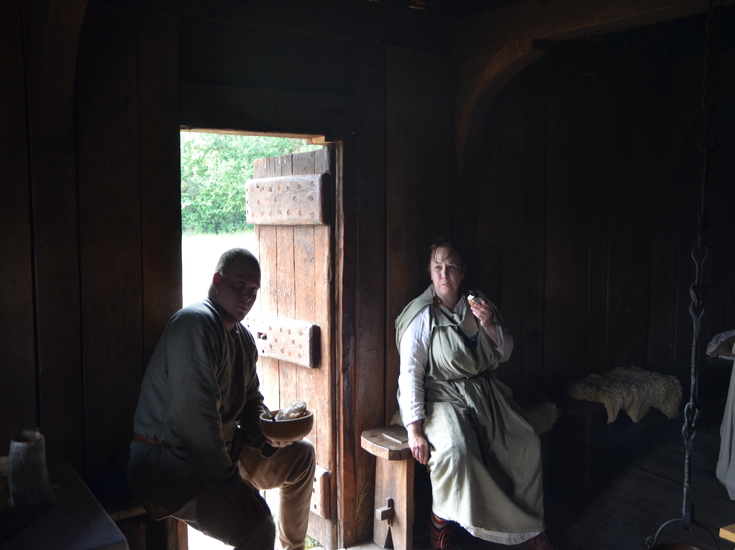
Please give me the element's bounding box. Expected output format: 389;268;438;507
128;299;267;519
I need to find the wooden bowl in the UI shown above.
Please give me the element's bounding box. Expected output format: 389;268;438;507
260;410;313;442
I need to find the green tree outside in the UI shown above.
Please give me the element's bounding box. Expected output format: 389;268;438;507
181;133;321;234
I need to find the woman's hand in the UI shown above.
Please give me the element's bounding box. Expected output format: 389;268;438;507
406;420;430;465
469;300;499;346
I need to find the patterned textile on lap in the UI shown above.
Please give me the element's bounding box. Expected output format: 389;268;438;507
565;366;682;424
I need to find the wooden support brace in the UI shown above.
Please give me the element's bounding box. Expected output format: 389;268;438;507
376;498;394;522
244;314;319;368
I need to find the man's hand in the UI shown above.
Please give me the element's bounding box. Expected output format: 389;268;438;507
266;438;294;448
226;481;271;522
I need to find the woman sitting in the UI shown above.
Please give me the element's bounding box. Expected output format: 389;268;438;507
395;241;556;550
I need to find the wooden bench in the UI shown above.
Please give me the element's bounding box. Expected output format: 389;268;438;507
361;425;414;550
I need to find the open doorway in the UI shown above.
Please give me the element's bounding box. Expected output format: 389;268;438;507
181;131;321;307
180;131;325;550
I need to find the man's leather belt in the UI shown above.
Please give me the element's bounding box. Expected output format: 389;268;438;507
133;433;171;449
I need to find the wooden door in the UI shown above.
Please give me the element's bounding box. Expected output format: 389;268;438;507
245;146;336;549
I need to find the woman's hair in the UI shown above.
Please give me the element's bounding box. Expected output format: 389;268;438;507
428;240;466;270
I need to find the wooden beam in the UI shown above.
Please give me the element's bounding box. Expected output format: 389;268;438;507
454;0;728;57
455;40;545;171
180;82;357;139
120;0;451;53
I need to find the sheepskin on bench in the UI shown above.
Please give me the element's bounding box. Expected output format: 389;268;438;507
565;366;682;424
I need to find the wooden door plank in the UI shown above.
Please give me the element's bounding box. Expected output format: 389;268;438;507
256;225;280;408
253;160;274;407
310;221;334;546
251;148;335;547
276;153;299;413
292;149;322;462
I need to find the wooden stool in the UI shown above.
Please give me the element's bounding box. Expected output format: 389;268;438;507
361;425;414;550
360;397;557;550
720;522;735;543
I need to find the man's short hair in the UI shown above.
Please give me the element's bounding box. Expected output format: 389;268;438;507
215;248;260;274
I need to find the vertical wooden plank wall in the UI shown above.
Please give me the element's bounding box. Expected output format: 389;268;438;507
0;0;37;447
606;76;658;372
26;0;86;468
340;41;388;545
77;2;143;481
481;64;547;390
471;47;735;392
75;3;181;483
385;45;453;420
543;63;591;384
139;10;182;368
1;0;181;489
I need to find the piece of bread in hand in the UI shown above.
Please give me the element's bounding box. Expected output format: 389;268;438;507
467;294;484;307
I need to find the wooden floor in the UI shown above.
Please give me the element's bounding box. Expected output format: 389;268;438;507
352;401;735;550
541;416;735;550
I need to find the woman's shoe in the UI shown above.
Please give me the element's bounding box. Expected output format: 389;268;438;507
429;515;459;550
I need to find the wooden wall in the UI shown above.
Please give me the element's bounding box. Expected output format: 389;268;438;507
4;0;733;548
75;2;182;483
0;0;182;486
457;41;735;396
1;0;453;547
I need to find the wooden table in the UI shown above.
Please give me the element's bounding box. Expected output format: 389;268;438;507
0;462;128;549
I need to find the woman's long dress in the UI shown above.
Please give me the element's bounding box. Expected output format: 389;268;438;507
396;285;545;545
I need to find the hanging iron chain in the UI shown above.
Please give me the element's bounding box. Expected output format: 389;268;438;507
681;0;722;531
